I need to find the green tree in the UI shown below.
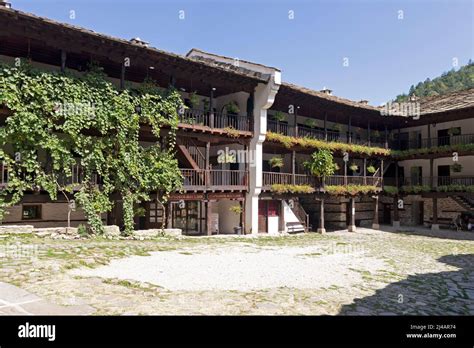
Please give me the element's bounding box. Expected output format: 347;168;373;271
304;149;338;186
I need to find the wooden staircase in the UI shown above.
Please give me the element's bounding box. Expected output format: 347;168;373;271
287;200;310;233
177;138;206;170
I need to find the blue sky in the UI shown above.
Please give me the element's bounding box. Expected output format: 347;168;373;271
11;0;474;105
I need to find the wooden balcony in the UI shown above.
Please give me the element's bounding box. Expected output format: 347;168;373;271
180;169;248;191
383;176;474;195
267;120;386;148
262;171;383;191
390;134;474;151
178;109;252;135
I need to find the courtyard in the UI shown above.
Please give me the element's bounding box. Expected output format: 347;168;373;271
0;227;473;315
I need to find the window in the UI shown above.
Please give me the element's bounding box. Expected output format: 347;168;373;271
22;205;42;220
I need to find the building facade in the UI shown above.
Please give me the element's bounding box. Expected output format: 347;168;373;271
0;4;473;234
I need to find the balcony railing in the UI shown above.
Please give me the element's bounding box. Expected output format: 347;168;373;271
262;171;382;190
383;176;474;193
267;120;386;148
180;169;248;190
390;134;474;151
0;163;98;189
179;109;251;132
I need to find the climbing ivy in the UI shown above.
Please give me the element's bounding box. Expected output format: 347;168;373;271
0;61;183;234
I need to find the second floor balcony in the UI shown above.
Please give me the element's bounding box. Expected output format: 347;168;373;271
178;108;252;134
384;175;474;193
390;133;474;151
267;120;386;148
262;171;383;192
180;169;248;191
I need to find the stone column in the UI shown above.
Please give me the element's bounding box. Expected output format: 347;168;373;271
393;195;400;228
348;197;356;232
245;72;281;234
317;198;326;234
432;197;439;231
372;195;380;229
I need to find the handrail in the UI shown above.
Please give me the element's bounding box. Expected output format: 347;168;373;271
179;108;251;132
180;169;248;189
390;133;474;150
262;172;382;188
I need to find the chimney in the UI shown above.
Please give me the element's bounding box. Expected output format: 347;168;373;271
129;37;149;47
320;87;332;95
0;1;11;8
359;100;369;105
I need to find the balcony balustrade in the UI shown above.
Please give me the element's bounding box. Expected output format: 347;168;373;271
179;108;251;132
267;120;386;148
390;134;474;151
180;169;248;191
262;171;382;190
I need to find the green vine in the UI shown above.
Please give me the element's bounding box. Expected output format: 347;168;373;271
0;62;183;234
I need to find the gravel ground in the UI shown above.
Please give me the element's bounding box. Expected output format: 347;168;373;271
72;244;386;291
1;226;473;315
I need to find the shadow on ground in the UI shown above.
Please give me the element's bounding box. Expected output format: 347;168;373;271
339;254;474;315
379;224;474;241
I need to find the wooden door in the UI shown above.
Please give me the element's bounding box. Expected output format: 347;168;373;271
146;200;164;229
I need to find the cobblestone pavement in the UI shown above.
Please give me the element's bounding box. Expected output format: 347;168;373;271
0;227;473;315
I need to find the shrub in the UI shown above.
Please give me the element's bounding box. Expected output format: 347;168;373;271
268;156;284;169
383;186;399;195
270;184;315;194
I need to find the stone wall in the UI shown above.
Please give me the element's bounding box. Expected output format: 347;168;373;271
300;195;378;230
379;195;466;226
2;202;105;227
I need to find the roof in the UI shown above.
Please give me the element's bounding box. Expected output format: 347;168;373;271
280;82;380;111
383;88;474;117
0;6;268;83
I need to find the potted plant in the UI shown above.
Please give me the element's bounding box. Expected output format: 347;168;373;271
203;99;210;113
189;91;200;109
448;127;461;136
451;163;463;173
371;130;381;138
268;156;284;169
367;165;377;174
333;123;343;132
349;163;359;172
304;149;338;189
229;204;243;235
304;119;318;129
273;111;286;122
226;101;240;115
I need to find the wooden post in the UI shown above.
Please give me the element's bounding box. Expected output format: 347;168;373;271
344;160;348;186
317;198;326;234
209;88;215;128
372;195;380;229
291;150;296;185
380;159;384;187
348;197;356;232
384;125;388;149
429;158;434;189
348;115;352;144
205;141;210;187
324;113;328;141
432;197;439;230
367;121;371;146
60;50;67;73
363;158;367;185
